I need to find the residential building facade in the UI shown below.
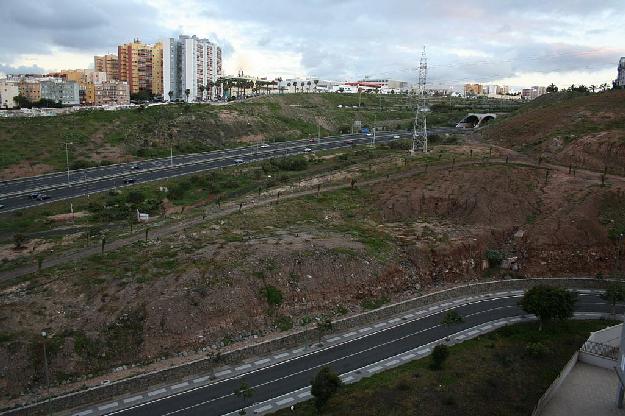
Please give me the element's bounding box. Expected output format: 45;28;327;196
94;81;130;106
40;79;80;105
118;39;163;96
0;80;20;108
617;57;625;88
18;78;42;102
163;35;223;102
464;83;483;96
94;54;119;81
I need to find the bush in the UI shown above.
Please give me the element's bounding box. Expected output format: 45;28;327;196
525;342;551;358
311;366;343;410
430;344;450;370
275;315;293;331
486;249;504;267
126;190;146;205
442;310;463;325
262;285;283;306
262;155;308;173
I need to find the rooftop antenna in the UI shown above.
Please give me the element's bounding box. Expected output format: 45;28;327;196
411;46;428;154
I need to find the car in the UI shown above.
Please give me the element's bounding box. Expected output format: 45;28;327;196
36;194;50;201
123;178;135;184
28;193;40;200
260;144;270;148
393;135;400;139
234;158;244;164
304;148;312;152
366;133;372;136
130;165;140;170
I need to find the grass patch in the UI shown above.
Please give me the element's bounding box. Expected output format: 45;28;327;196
273;319;616;416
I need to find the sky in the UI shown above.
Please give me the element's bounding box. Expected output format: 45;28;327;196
1;0;624;89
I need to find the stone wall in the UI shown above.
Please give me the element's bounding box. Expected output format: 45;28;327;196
1;277;613;416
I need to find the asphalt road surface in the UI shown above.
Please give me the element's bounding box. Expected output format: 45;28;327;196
0;129;463;213
80;291;612;416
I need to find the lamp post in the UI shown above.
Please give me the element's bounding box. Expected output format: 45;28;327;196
64;142;73;186
41;330;51;415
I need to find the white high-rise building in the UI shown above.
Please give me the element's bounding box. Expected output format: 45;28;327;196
617;57;625;88
163;35;223;102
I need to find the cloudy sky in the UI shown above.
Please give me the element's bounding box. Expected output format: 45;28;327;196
1;0;624;89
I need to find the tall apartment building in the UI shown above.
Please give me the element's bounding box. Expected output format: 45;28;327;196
94;81;130;106
94;54;119;81
18;78;42;102
163;35;223;102
617;57;625;88
118;39;163;96
0;80;20;108
40;79;80;105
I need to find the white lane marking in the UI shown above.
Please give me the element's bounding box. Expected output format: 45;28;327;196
255;358;271;365
123;396;143;404
274;352;289;359
276;397;294;405
298;391;311;398
171;381;189;390
74;410;93;416
193;376;210;384
344;331;357;337
386;359;400;366
147;388;166;396
327;337;341;342
255;404;273;412
98;402;118;411
374;322;386;328
368;366;383;373
215;369;232;377
401;353;416;361
236;364;252;371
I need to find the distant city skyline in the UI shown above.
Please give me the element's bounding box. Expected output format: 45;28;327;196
1;0;625;89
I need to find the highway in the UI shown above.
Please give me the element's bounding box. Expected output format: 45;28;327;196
0;128;463;213
63;290;614;416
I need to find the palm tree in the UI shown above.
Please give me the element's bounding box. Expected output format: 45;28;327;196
198;84;205;102
184;88;191;102
287;82;291;93
168;90;174;102
314;79;319;92
307;80;312;92
206;81;213;100
293;82;297;93
301;81;305;93
590;84;597;93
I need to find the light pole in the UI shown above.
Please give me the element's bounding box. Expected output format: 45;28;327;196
64;142;73;186
41;330;51;415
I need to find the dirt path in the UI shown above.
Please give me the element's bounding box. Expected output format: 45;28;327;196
1;156;621;284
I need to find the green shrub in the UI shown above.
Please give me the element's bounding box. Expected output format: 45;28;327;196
430;344;450;370
275;315;293;331
262;285;283;306
442;310;464;325
486;249;504;267
525;342;551;358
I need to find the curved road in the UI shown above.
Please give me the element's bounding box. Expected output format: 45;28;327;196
62;290;615;416
0;128;464;213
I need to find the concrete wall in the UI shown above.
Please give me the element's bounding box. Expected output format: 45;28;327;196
531;352;579;416
1;277;616;416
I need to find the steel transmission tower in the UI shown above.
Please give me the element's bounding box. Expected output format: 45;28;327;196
411;46;428;153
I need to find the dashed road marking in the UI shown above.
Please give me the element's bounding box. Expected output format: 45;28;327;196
98;402;118;411
255;358;271;365
276;397;294;405
123;396;143;403
215;369;232;377
368;366;383;373
274;352;289;359
148;388;166;397
171;381;189;390
236;364;252;371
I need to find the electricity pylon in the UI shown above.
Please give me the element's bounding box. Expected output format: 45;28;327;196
411;46;428;154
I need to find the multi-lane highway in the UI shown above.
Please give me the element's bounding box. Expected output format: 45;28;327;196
61;289;614;416
0;128;463;212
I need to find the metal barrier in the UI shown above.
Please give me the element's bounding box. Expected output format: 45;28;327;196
581;340;619;361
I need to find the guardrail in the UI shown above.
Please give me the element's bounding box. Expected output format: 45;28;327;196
580;340;619;361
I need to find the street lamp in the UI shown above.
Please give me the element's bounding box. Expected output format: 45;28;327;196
41;330;51;415
64;142;73;186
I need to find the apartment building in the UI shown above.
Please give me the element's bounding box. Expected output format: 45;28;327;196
163;35;223;102
94;54;119;81
18;78;42;102
118;39;163;96
464;83;483;96
0;80;20;108
40;79;80;105
94;81;130;106
617;57;625;88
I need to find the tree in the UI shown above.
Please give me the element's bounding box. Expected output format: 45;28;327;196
601;282;625;315
167;90;174;101
293;82;297;93
546;83;558;93
234;381;254;414
13;233;26;249
430;344;449;370
307;80;312;92
184;88;191;102
518;285;577;331
198;84;205;101
316;317;333;344
314;79;319;92
311;366;342;410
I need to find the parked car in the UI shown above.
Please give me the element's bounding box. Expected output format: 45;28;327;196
234;159;244;164
36;194;50;201
123;178;135;184
130;165;140;170
28;193;40;200
260;144;270;148
393;135;400;139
